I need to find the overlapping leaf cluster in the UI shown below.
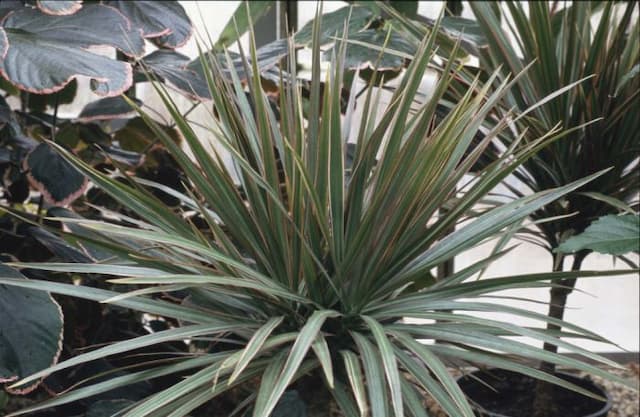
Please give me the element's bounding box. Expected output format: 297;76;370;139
0;7;636;417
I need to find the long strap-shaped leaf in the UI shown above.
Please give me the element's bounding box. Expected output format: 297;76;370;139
5;354;225;417
394;170;609;281
225;316;284;384
0;277;224;324
253;309;339;417
361;316;403;417
10;323;241;391
392;331;475;417
351;331;390;417
340;349;368;417
394;348;464;417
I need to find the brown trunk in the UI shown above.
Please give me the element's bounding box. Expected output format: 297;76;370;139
532;250;589;417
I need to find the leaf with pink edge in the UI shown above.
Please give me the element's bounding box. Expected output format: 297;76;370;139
36;0;82;16
106;1;192;48
0;4;144;96
23;142;88;206
0;264;64;395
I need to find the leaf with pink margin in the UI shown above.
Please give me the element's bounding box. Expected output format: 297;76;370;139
77;96;141;123
141;50;210;100
36;0;82;16
0;4;144;96
0;264;64;395
106;0;192;48
23;142;88;207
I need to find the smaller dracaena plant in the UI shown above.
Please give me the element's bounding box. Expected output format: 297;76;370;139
0;11;635;417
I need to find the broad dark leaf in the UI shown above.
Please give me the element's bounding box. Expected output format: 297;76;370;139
558;214;640;255
421;15;488;56
0;5;145;96
0;149;11;163
47;207;118;262
141;50;211;100
142;40;289;100
295;5;375;46
106;1;192;49
390;1;418;18
36;0;82;15
215;39;289;80
24;142;88;206
215;1;275;49
26;225;93;263
334;30;416;70
0;264;63;394
0;96;37;150
115;117;183;153
77;96;141;122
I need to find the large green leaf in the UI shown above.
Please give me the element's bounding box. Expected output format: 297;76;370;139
106;1;192;49
558;214;640;255
0;4;144;96
0;265;63;394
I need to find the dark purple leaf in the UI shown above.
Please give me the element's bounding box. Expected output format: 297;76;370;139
0;264;64;394
0;96;38;150
106;1;192;48
26;225;93;263
24;142;88;206
295;5;375;46
77;96;141;122
0;5;145;96
142;50;211;100
332;30;416;70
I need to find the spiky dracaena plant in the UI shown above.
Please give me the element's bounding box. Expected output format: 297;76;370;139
0;11;635;417
469;3;639;415
381;2;639;415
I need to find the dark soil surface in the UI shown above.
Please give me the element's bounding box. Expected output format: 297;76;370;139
458;369;608;417
425;363;639;417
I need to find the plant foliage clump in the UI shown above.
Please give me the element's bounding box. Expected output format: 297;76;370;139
0;9;635;417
